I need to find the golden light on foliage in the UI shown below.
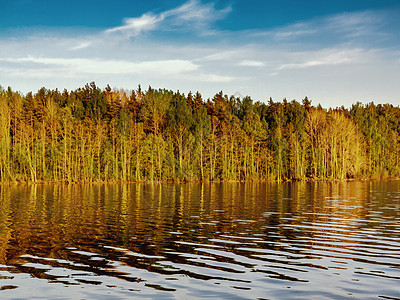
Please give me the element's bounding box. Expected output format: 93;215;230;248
0;84;398;183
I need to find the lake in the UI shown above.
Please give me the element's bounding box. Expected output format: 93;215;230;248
0;181;399;299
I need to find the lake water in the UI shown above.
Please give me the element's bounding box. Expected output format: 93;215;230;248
0;181;399;299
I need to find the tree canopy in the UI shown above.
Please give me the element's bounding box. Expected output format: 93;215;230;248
0;83;398;183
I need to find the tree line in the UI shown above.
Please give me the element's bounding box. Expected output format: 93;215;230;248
0;83;399;183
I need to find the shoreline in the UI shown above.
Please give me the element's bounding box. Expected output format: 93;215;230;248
1;176;399;185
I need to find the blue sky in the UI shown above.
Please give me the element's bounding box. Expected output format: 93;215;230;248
1;0;400;107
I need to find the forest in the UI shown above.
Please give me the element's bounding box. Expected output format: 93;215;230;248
0;82;399;183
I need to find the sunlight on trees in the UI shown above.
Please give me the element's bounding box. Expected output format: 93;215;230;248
0;84;398;183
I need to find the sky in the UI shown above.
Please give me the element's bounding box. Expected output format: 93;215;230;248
1;0;400;108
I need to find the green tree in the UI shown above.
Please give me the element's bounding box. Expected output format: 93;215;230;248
167;92;193;179
192;103;211;180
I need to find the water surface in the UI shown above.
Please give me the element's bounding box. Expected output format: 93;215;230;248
0;181;399;299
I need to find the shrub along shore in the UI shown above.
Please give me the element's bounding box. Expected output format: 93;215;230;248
0;83;399;183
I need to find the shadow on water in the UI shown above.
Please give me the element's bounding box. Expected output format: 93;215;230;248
0;181;399;299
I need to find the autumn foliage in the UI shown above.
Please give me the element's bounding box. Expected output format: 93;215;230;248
0;83;398;183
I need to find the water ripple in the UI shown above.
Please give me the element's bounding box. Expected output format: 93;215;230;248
0;182;399;299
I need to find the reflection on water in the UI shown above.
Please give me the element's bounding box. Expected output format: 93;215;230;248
0;181;399;299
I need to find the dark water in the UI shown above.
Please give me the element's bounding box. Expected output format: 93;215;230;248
0;181;399;299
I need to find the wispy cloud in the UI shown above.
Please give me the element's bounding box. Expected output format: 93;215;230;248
203;50;240;61
186;73;236;83
105;13;161;37
274;23;317;40
239;60;265;67
277;48;365;70
69;41;92;51
105;0;231;37
0;2;399;107
0;56;198;76
263;9;391;47
325;10;385;38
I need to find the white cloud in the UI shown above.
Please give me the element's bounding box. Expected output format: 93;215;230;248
274;22;317;39
274;29;316;39
187;73;236;83
1;4;399;108
239;60;265;67
164;0;231;24
325;10;384;38
203;50;240;61
105;0;231;37
255;8;390;47
277;48;365;70
105;13;162;37
0;66;60;79
69;41;92;51
0;56;198;76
